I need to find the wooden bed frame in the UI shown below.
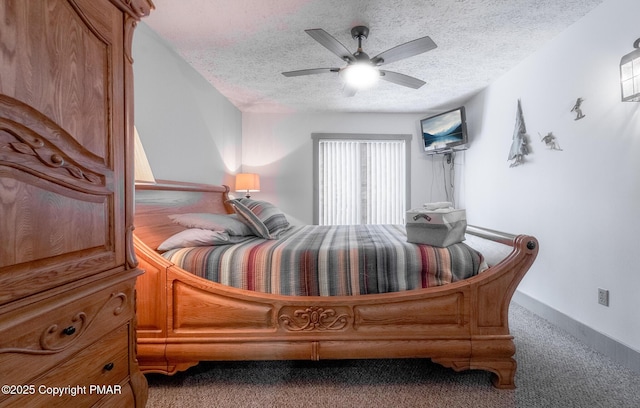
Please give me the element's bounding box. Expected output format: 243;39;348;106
133;180;538;389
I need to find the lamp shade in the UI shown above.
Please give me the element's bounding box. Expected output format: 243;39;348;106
620;38;640;102
235;173;260;198
133;126;156;183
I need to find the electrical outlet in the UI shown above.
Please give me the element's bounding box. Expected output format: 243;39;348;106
598;288;609;306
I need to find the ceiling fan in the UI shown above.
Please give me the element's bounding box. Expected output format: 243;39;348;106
282;26;437;96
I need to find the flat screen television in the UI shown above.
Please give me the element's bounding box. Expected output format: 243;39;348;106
420;106;468;153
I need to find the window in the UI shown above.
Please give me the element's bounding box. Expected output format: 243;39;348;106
312;133;411;225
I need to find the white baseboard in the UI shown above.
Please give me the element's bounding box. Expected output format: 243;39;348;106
512;290;640;375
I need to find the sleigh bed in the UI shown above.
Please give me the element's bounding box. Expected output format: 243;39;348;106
132;180;538;388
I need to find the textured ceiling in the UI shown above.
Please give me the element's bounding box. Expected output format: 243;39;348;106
143;0;605;113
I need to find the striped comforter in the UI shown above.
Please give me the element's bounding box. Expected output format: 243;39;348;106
162;224;487;296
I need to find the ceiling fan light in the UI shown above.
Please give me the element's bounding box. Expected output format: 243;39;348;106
340;63;380;90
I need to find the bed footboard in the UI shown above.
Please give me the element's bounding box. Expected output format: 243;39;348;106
134;229;537;389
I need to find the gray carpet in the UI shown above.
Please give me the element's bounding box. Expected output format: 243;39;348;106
146;303;640;407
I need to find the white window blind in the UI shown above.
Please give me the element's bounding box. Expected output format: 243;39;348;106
318;139;406;225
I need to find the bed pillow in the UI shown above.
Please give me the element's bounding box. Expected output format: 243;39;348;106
157;228;250;251
168;213;254;236
228;198;291;239
227;199;271;239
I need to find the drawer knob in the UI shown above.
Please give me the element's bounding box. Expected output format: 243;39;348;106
62;326;76;336
103;362;114;371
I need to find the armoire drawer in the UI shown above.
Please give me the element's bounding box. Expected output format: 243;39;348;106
1;325;131;408
0;276;135;387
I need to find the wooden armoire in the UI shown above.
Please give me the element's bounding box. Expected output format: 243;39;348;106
0;0;152;406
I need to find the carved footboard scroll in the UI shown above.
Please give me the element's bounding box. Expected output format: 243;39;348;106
451;225;539;388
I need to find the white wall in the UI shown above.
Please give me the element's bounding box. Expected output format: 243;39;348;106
241;112;455;224
461;0;640;351
132;23;242;186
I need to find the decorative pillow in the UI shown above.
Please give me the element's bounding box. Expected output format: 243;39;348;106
157;228;250;251
168;213;254;236
228;198;291;239
227;199;271;239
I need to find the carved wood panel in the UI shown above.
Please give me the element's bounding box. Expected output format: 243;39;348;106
0;0;126;305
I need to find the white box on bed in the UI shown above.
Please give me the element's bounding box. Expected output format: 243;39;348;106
406;208;467;247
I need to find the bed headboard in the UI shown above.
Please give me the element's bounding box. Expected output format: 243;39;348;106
134;180;234;251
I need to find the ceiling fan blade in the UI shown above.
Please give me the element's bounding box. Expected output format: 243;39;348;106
371;36;437;66
282;68;339;77
305;29;356;62
379;70;426;89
